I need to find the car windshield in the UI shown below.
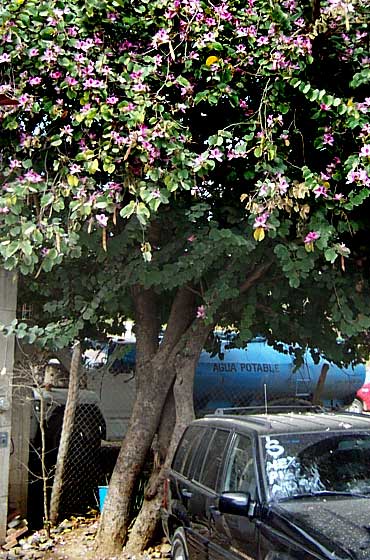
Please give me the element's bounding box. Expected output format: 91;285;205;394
261;430;370;501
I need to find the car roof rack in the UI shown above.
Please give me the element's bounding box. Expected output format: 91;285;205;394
209;404;325;416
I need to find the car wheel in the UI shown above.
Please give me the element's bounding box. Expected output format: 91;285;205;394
171;528;189;560
347;398;364;413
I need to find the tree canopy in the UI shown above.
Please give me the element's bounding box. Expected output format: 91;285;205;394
0;0;369;356
1;0;370;552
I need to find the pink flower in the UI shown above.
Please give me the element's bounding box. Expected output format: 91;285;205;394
196;305;207;319
253;212;269;229
360;144;370;157
9;159;21;169
66;76;78;86
313;185;328;198
50;71;62;79
152;29;170;47
322;132;334;146
29;76;42;85
209;148;223;162
187;235;196;242
106;96;119;105
61;125;73;137
67;26;78;37
83;78;105;89
69;164;81;174
304;231;320;244
0;53;11;63
96;214;108;227
24;170;43;183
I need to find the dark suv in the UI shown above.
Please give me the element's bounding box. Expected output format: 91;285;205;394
162;408;370;560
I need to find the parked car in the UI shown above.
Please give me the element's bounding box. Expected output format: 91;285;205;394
348;381;370;413
162;407;370;560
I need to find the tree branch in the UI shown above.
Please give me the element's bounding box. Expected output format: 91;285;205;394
239;260;273;295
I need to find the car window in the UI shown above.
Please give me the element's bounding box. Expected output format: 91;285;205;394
192;429;214;481
182;427;207;478
224;434;256;498
262;430;370;501
172;425;204;475
198;429;230;491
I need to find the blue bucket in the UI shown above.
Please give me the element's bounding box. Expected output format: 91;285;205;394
98;485;108;511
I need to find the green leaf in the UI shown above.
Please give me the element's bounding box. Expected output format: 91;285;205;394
20;240;33;256
290;78;301;88
86;159;100;174
136;202;151;225
350;68;370;89
5;241;20;258
289;275;300;288
50;135;62;147
176;75;191;88
324;248;338;263
120;200;136;219
41;193;54;207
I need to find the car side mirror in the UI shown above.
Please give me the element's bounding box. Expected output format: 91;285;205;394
218;492;251;517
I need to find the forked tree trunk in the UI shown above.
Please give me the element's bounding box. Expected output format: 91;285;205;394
95;265;271;556
95;286;197;555
125;323;212;553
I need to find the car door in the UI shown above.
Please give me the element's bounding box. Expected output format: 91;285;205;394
208;432;260;560
185;428;231;560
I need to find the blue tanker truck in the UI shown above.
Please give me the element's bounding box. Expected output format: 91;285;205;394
108;336;366;414
193;337;366;414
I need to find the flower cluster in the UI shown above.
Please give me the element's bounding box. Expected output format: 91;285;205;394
0;0;368;275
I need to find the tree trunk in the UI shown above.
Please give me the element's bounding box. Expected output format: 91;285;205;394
96;265;271;555
125;322;212;553
49;342;81;524
95;286;197;555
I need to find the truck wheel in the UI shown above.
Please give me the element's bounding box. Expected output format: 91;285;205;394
347;398;363;413
171;528;189;560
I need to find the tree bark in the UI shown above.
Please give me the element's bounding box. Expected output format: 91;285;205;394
96;266;271;555
124;322;212;553
54;347;88;388
49;342;81;524
95;286;197;555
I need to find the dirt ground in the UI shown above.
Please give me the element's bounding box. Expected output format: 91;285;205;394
0;515;170;560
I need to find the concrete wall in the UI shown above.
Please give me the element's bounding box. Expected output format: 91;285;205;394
0;270;17;543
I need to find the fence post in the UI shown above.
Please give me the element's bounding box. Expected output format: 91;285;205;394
0;270;17;544
49;342;81;525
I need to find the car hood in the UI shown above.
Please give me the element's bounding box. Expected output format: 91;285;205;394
272;496;370;559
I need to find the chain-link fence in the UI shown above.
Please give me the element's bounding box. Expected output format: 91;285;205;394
23;339;362;525
27;391;109;526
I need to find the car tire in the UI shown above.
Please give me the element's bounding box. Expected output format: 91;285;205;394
171;528;189;560
347;398;364;413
